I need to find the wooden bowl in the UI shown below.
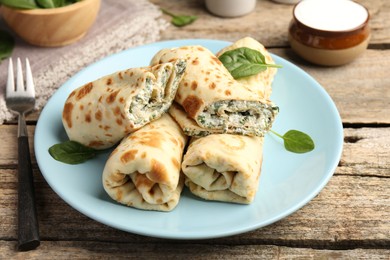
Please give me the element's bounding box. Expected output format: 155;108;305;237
1;0;101;47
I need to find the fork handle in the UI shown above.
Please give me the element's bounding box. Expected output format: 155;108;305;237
18;136;40;251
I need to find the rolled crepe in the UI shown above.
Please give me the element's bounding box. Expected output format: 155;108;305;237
182;134;263;204
150;46;278;137
102;114;188;211
217;37;277;100
182;38;276;204
62;60;186;149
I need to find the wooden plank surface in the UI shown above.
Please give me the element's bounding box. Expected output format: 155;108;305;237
0;241;389;260
1;0;389;258
271;49;390;124
0;128;389;247
6;0;390;125
151;0;390;46
1;127;389;178
0;171;388;246
4;49;390;125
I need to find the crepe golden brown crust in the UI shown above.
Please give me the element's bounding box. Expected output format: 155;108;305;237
62;60;186;149
150;45;278;137
102;114;188;212
178;38;277;204
182;134;264;204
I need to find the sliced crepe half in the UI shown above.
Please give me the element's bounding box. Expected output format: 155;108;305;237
150;46;278;137
62;60;186;149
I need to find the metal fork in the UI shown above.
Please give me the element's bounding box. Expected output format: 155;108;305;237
6;58;40;251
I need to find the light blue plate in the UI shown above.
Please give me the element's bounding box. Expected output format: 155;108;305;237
34;39;343;239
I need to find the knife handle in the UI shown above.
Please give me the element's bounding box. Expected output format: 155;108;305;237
18;136;40;251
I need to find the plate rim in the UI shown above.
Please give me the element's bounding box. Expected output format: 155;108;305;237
34;39;344;239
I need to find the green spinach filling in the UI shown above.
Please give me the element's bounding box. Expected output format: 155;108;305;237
128;60;186;127
197;100;279;135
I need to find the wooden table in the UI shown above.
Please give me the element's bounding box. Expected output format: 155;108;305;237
1;0;389;258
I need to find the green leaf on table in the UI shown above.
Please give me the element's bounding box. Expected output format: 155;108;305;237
49;141;101;164
0;0;38;9
0;30;15;62
171;15;198;27
161;8;198;27
270;129;315;154
219;47;282;79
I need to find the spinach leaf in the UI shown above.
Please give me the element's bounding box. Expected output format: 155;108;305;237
36;0;59;8
0;30;14;62
270;129;315;154
37;0;77;8
0;0;38;9
161;8;197;27
171;15;197;27
49;141;101;164
219;47;282;79
64;0;80;6
0;0;81;9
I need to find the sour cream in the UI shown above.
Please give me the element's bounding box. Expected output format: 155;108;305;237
288;0;371;66
294;0;368;32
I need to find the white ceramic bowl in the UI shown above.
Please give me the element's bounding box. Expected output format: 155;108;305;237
205;0;256;17
271;0;300;4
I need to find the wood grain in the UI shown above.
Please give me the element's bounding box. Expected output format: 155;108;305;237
0;129;388;248
151;0;390;46
340;128;390;177
4;48;390;125
1;127;390;178
6;175;387;247
0;241;389;259
0;125;35;166
270;49;390;124
1;0;389;257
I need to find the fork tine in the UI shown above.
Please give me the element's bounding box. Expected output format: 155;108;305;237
6;58;15;95
16;57;25;92
25;58;35;97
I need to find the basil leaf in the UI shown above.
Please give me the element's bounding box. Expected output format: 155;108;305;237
0;0;38;9
283;130;315;153
49;141;100;164
273;129;315;154
161;9;197;27
36;0;74;8
219;47;282;79
171;15;197;27
64;0;80;6
0;30;14;62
